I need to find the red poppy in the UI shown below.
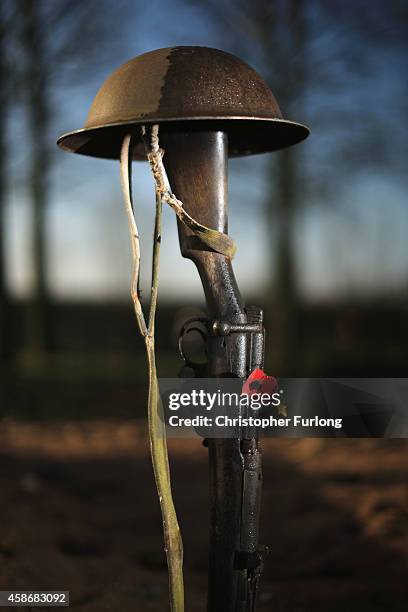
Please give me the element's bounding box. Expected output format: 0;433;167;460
242;368;279;396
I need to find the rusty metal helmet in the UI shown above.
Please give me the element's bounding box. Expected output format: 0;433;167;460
57;46;309;160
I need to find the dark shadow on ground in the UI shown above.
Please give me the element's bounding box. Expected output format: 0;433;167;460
0;438;407;611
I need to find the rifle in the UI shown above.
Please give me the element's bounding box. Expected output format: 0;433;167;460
162;130;265;611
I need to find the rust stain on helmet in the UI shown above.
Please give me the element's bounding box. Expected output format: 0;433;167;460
57;46;309;159
85;48;171;128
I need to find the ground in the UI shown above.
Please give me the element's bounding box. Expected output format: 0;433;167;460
0;422;407;611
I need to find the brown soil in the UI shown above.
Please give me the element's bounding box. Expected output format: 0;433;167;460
0;422;407;611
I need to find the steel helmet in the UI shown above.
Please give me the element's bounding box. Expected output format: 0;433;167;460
57;46;309;160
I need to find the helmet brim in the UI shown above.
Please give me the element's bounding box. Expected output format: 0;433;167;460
57;116;310;160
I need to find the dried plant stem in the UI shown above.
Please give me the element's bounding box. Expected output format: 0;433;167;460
119;134;147;337
120;132;184;612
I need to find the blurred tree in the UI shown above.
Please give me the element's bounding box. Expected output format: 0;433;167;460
262;0;306;374
0;7;8;362
16;0;127;353
19;0;49;353
0;2;16;364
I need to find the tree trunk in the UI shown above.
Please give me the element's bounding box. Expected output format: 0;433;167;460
268;145;298;373
20;0;50;353
0;8;12;364
265;0;306;374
